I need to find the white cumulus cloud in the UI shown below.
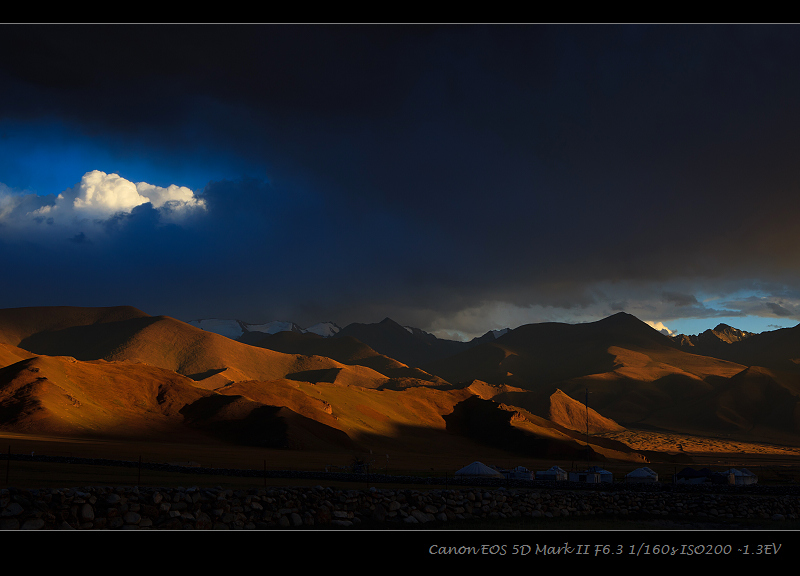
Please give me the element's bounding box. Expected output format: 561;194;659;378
54;170;205;218
0;170;206;240
69;170;149;214
136;181;205;211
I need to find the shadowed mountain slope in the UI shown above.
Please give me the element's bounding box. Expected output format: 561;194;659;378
249;331;449;385
442;395;646;463
679;323;800;375
424;312;744;389
419;313;800;442
0;352;645;459
5;306;800;460
0;354;212;440
334;317;492;368
671;366;800;443
0;306;150;348
0;354;356;449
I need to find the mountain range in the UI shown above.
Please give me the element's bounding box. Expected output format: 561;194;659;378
2;305;800;464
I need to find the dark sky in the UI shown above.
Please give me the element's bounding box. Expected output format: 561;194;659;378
1;24;800;339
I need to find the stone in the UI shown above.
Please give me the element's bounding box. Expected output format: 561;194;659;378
331;520;353;527
20;518;45;530
195;512;213;529
411;509;429;523
2;502;24;517
122;512;142;524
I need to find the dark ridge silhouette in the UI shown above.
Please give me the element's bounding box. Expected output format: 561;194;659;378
685;323;800;375
673;323;756;356
334;317;494;368
423;312;684;388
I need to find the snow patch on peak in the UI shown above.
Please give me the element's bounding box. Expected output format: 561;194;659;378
243;321;303;335
188;317;341;339
304;322;341;337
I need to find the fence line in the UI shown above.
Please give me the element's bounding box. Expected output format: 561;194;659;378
3;446;798;493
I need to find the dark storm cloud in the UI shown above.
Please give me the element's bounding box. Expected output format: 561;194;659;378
765;302;793;317
662;292;700;308
3;24;800;332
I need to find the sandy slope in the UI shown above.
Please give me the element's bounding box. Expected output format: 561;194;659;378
0;349;632;459
598;429;800;456
0;342;36;367
0;307;392;390
0;354;211;440
0;354;358;449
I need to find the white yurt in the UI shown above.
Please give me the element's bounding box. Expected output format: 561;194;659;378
625;467;658;483
535;466;568;481
722;468;758;485
455;461;505;478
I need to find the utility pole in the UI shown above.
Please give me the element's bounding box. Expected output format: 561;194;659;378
585;388;590;466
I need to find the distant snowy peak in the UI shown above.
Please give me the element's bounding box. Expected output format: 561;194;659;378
402;324;509;342
243;321;303;335
304;322;342;337
188;318;340;339
672;323;755;348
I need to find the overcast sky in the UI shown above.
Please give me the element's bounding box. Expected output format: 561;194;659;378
1;24;800;340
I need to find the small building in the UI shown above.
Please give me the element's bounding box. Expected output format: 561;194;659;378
587;466;614;483
504;466;533;480
568;470;601;483
675;467;709;484
455;461;505;478
535;466;568;482
625;467;658;483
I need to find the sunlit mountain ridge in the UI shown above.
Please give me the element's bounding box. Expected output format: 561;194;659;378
2;306;800;462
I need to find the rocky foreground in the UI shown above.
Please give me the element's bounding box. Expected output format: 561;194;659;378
1;483;798;529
